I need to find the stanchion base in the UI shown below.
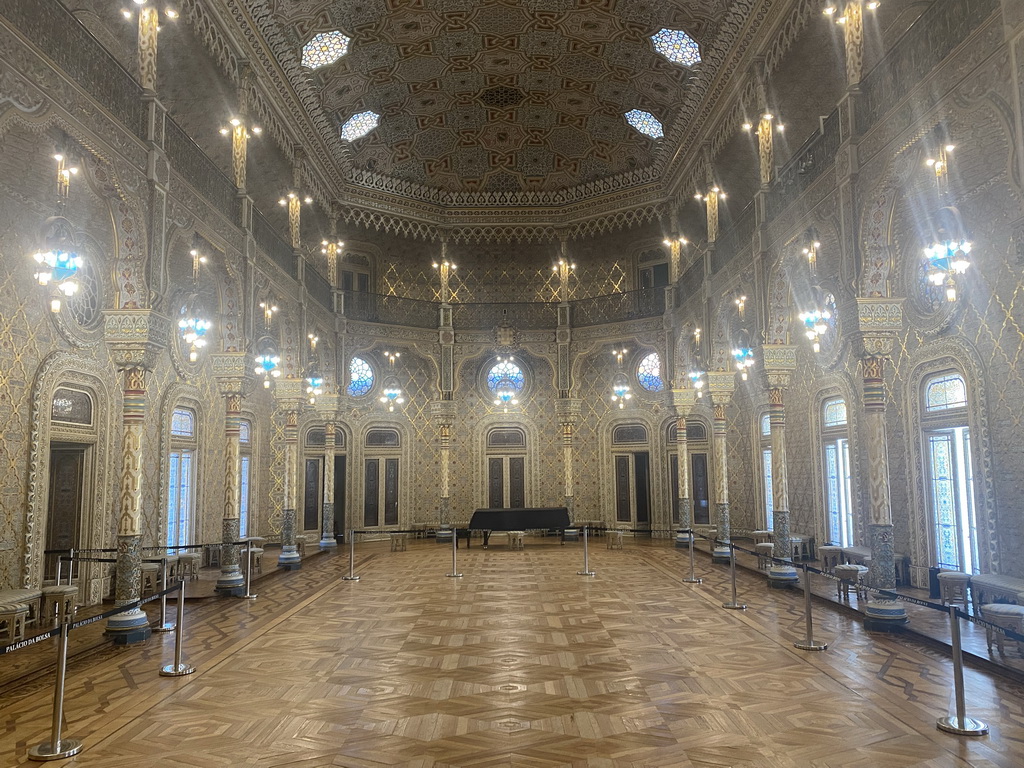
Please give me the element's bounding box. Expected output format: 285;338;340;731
936;716;988;736
242;592;258;599
214;585;246;597
577;571;595;576
341;576;360;581
152;622;176;633
446;573;463;578
277;562;302;571
159;663;196;677
794;641;828;651
682;577;702;584
722;602;747;610
28;738;83;761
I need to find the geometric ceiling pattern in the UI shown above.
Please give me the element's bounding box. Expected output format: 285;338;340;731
269;0;735;195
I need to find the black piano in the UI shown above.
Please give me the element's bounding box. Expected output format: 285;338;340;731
463;507;571;548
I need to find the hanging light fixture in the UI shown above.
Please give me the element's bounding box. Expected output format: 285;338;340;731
33;151;83;313
259;300;278;329
490;356;521;413
379;351;405;412
304;333;323;404
254;353;281;389
689;369;706;398
799;308;832;354
924;239;971;302
732;347;755;381
176;243;212;362
824;1;879;24
610;348;632;409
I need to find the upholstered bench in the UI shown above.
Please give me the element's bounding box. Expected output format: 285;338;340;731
970;574;1024;612
755;542;774;570
834;564;869;602
0;602;29;643
979;603;1024;656
842;546;872;565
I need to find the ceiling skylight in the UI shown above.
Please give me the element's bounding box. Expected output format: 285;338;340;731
624;109;663;139
341;111;380;141
651;29;701;66
302;31;350;69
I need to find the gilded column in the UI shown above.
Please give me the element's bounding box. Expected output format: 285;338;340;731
431;400;457;526
275;379;305;569
556;399;582;516
672;386;698;545
104;310;167;643
318;393;340;549
137;5;158;93
213;353;249;595
762;345;799;586
842;1;865;88
708;372;734;562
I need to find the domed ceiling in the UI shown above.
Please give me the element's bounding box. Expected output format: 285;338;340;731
272;0;728;194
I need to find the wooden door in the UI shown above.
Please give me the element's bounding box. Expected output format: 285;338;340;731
46;449;84;580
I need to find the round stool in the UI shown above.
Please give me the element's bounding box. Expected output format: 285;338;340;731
817;546;844;574
389;532;408;552
295;535;309;558
141;562;161;594
979;603;1024;656
834;564;869;601
41;584;78;626
755;542;774;571
0;602;29;643
177;552;201;581
937;570;971;610
607;530;624;550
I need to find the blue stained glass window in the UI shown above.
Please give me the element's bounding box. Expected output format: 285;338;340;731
239;455;250;538
487;360;524;393
762;447;773;530
238;420;250;444
624;109;664;139
301;31;350;69
823;398;847;427
347;356;374;397
341;111;380;141
761;412;771;437
651;29;701;66
925;374;967;412
637;352;665;392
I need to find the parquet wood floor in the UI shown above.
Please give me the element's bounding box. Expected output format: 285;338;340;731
2;539;1024;767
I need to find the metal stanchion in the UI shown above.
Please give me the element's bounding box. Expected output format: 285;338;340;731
27;621;82;761
54;555;63;588
682;529;701;584
446;528;463;578
160;581;196;677
577;525;595;576
242;542;257;600
794;564;827;651
342;530;360;581
936;605;988;735
154;557;175;633
722;543;746;610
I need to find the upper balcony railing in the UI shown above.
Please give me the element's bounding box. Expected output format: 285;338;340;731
341;292;439;329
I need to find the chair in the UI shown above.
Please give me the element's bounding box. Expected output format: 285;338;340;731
41;584;78;626
246;547;264;574
752;530;773;546
979;603;1024;656
937;570;972;610
607;530;625;550
755;542;774;571
389;532;408;552
177;552;201;581
834;564;869;601
817;546;844;574
0;603;29;643
141;561;161;594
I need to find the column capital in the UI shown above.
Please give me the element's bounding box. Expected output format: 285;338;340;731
707;371;735;402
671;387;699;416
314;392;341;419
555;398;582;425
855;297;904;358
211;352;252;395
430;399;459;425
273;377;308;409
103;309;170;369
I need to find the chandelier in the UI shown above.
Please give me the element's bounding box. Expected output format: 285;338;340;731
305;333;323;404
33;152;83;313
178;243;211;362
610;348;632;409
732;347;755;381
491;355;521;413
254;352;281;389
925;239;971;302
379;351;405;412
799;308;832;354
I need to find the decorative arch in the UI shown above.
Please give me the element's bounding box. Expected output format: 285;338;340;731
24;352;117;601
157;382;206;547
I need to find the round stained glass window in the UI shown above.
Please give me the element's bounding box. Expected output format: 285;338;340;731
637;352;665;392
347;356;374;397
487;359;524;394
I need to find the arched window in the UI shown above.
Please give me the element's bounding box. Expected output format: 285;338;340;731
51;387;93;426
636;352;665;392
364;429;400;528
759;413;773;529
821;397;853;547
239;419;252;538
487;359;525;394
167;407;198;550
921;372;978;572
347;356;374;397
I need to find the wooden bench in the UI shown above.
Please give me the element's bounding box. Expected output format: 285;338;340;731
971;573;1024;612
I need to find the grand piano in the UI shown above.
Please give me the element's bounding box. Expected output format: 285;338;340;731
463;507;571;548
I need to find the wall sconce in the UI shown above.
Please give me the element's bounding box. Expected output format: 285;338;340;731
379;351;405;412
610;348;632;409
734;294;747;320
259;300;278;329
824;1;879;23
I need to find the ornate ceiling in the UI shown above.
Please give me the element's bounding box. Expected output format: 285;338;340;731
187;0;804;237
274;0;727;194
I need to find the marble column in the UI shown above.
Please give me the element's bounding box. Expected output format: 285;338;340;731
275;380;305;569
672;387;698;546
861;355;896;589
318;394;340;549
105;365;152;643
707;373;734;563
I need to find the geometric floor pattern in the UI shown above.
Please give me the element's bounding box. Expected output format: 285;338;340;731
3;539;1024;766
